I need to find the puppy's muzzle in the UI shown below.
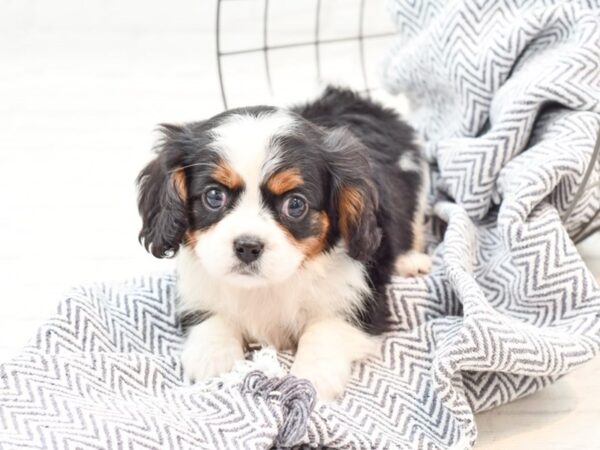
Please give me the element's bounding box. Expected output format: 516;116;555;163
233;236;264;264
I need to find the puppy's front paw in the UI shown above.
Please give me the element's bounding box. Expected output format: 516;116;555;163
180;316;245;383
290;358;351;401
395;251;432;277
181;341;244;382
290;319;378;401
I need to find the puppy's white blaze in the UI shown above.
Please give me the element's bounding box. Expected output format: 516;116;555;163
211;111;295;185
177;245;370;350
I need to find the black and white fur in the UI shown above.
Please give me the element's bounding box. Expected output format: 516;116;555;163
137;86;430;400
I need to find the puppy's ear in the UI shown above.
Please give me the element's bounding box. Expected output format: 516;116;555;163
137;124;189;258
325;128;382;262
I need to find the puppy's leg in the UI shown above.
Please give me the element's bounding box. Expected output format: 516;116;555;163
396;160;432;277
290;318;378;401
181;315;245;382
395;251;432;277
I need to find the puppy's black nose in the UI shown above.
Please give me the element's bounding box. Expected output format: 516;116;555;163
233;236;264;264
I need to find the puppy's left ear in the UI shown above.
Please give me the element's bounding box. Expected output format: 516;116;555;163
324;128;382;262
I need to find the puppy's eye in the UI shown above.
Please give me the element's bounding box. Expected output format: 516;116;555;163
203;187;227;210
282;195;308;220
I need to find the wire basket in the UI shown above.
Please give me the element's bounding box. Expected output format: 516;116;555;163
215;0;396;109
214;0;600;242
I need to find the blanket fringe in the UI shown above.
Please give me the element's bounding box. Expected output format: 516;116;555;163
242;371;316;448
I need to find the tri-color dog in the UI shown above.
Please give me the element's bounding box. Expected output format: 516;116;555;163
137;86;430;399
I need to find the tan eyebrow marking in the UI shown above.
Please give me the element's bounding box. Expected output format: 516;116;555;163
266;168;304;195
212;160;243;189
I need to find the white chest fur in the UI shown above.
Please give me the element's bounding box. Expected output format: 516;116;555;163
176;245;370;350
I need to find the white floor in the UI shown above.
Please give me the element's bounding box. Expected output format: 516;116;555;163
1;1;599;448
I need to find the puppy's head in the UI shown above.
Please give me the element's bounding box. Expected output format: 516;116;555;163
137;107;381;288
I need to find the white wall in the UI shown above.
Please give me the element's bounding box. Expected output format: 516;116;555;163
0;0;223;358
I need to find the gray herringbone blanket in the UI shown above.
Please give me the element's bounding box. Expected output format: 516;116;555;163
2;1;600;448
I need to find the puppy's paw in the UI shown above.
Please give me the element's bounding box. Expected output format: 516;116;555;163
180;316;245;383
291;319;378;401
395;251;432;277
181;341;244;382
290;358;351;401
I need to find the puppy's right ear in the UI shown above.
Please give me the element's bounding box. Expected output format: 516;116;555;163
137;125;189;258
324;128;382;262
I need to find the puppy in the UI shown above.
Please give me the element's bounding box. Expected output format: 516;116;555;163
137;86;430;400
